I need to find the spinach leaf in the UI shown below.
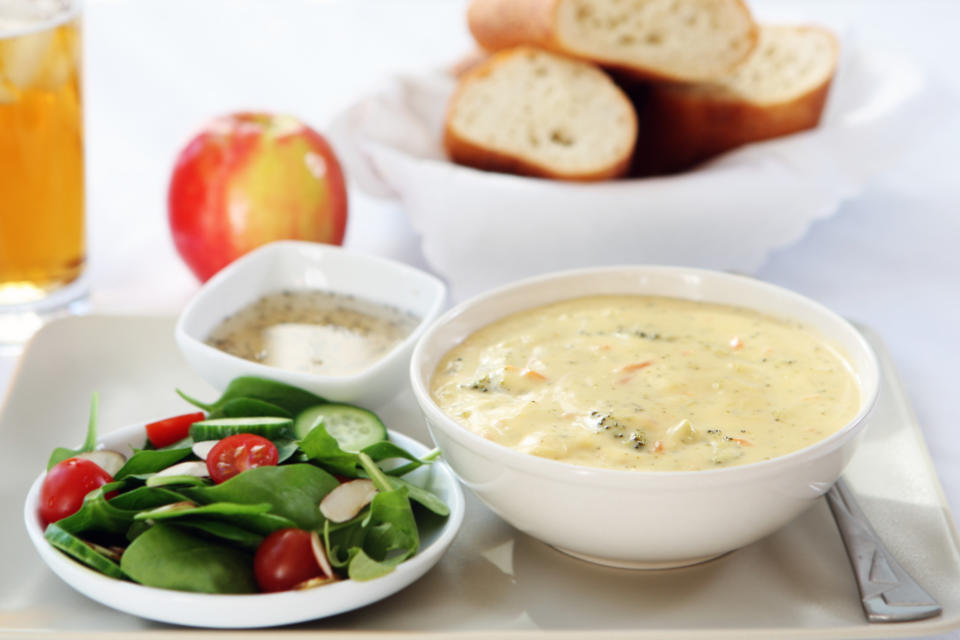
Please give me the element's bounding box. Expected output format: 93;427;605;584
132;501;294;540
144;474;210;489
46;393;99;470
158;436;193;451
114;447;193;480
181;464;337;530
57;484;185;535
348;548;397;581
173;518;265;551
299;424;440;479
120;523;256;594
324;516;368;570
134;501;273;522
361;488;419;565
359;453;419;563
362;441;425;476
109;486;191;510
274;437;299;463
298;422;360;476
207;397;292;420
176;377;326;416
388;476;450;516
321;453;421;580
125;519;150;542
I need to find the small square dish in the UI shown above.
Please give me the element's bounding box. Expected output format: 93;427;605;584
175;241;446;407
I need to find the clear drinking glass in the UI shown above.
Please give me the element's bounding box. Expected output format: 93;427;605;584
0;0;85;349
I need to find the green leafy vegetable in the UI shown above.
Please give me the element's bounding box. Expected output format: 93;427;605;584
172;518;265;550
177;377;326;416
38;378;452;595
274;437;299;463
298;421;361;476
181;464;338;530
299;423;437;478
388;476;450;516
46;393;99;470
113;447;193;480
321;453;421;581
144;474;210;488
207;397;292;420
56;484;186;536
120;523;256;594
347;548;397;581
134;501;273;522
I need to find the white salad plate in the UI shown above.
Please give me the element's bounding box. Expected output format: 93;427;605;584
3;316;960;638
22;426;464;629
20;370;465;628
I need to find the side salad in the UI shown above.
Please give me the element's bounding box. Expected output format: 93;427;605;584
36;376;450;594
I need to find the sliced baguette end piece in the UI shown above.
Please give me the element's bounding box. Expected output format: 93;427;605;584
445;46;637;181
632;24;839;175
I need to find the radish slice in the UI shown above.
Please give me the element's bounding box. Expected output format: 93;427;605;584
319;479;377;524
75;450;126;477
151;460;210;479
309;530;335;580
85;540;123;562
293;576;335;590
191;440;218;460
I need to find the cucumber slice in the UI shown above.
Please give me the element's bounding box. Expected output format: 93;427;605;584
45;523;127;580
295;404;387;453
189;417;294;441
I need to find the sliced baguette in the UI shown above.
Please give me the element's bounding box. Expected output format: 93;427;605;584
445;46;637;181
468;0;758;83
632;24;839;175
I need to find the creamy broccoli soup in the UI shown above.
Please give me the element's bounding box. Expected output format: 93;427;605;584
430;295;860;471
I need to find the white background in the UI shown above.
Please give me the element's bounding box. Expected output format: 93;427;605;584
1;0;958;636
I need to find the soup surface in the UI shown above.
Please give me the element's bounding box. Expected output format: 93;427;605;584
207;290;420;377
430;295;860;471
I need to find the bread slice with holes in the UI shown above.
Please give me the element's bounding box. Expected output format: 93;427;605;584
630;24;839;174
445;46;638;181
468;0;758;83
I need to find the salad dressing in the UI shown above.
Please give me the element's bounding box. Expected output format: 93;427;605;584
207;290;419;377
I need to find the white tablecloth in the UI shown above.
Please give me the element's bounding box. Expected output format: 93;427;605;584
1;0;958;636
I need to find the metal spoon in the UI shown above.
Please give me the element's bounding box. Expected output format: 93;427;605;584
826;477;942;622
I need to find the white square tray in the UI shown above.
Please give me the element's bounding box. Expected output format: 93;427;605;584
1;316;958;638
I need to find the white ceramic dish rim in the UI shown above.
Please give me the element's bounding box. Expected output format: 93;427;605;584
410;265;881;489
174;241;447;386
23;421;466;628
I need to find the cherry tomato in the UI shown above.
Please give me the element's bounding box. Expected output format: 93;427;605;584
145;412;205;448
254;528;324;592
39;458;114;527
206;433;278;484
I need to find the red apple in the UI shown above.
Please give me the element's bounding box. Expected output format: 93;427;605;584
168;112;348;281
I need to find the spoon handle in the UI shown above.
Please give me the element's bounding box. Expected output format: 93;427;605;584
826;477;942;623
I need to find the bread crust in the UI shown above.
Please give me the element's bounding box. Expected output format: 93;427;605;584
630;26;838;175
444;47;636;181
467;0;759;83
468;0;562;53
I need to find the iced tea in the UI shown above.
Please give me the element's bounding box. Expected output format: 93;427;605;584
0;3;83;305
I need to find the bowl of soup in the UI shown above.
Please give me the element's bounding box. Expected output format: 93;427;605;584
409;266;879;568
176;241;446;407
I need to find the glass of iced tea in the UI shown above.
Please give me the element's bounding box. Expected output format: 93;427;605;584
0;0;84;346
